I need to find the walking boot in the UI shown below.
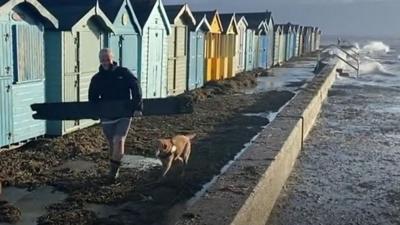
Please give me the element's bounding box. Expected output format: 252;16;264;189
109;160;121;181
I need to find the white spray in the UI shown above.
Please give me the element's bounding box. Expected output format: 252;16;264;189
360;41;390;54
343;41;395;76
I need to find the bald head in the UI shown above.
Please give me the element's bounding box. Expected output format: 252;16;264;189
99;48;114;70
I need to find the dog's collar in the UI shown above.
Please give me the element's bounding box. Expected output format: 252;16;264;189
171;145;177;153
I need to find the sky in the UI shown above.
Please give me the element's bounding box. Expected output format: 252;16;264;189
163;0;400;38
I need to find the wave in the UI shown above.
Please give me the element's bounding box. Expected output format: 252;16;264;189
359;61;396;76
360;41;390;54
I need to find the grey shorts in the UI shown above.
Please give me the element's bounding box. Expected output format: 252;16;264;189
101;118;132;141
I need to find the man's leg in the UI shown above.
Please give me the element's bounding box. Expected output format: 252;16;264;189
109;118;132;180
102;123;115;157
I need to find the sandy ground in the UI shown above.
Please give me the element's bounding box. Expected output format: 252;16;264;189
268;74;400;225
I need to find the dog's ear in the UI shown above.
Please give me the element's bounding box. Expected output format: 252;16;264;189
159;139;168;150
186;134;196;140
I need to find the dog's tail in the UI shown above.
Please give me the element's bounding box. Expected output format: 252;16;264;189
185;134;196;140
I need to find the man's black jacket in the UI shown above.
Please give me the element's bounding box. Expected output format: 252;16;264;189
88;62;143;111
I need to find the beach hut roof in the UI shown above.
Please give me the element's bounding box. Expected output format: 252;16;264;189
219;13;238;34
235;12;266;30
274;24;281;31
130;0;155;28
278;23;293;33
192;10;216;23
292;24;300;32
130;0;170;34
193;10;222;32
164;4;196;26
40;0;113;31
0;0;58;28
99;0;142;34
234;14;248;27
187;12;211;31
40;0;93;29
98;0;123;22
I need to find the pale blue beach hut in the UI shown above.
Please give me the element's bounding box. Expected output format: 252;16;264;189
188;12;210;90
99;0;142;75
41;0;114;136
273;24;282;66
235;13;267;70
131;0;171;99
0;0;58;146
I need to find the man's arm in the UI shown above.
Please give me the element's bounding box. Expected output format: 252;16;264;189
127;69;143;111
88;75;101;102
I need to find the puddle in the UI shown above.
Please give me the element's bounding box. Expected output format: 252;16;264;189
120;155;161;171
0;186;67;225
244;60;316;94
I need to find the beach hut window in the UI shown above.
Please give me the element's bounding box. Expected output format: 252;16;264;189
122;13;128;26
12;25;44;83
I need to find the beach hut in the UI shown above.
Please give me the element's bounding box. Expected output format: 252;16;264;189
244;25;255;71
235;13;267;71
273;24;281;66
283;24;293;61
41;0;114;136
279;24;286;63
251;22;268;69
302;26;308;54
193;10;223;81
291;25;296;59
310;27;316;52
292;25;300;57
131;0;171;98
315;27;321;50
219;13;238;78
99;0;142;75
164;4;195;96
0;0;58;146
237;12;274;69
187;13;210;90
265;11;274;69
234;15;247;73
298;26;304;56
303;26;313;53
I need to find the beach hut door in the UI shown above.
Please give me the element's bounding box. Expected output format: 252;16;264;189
0;78;12;146
148;29;163;98
188;32;197;90
120;34;138;75
196;33;204;88
0;23;13;146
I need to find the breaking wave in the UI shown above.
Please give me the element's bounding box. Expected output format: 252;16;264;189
360;41;390;54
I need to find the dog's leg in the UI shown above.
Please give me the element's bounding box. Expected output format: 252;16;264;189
162;157;173;177
183;143;191;165
180;143;191;178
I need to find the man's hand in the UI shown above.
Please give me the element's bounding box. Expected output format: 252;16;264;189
133;110;142;118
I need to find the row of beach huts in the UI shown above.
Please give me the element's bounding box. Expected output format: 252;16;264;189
0;0;321;148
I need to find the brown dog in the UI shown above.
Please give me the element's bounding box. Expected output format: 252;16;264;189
156;134;196;177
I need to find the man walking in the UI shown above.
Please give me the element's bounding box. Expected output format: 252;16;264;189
89;48;142;181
